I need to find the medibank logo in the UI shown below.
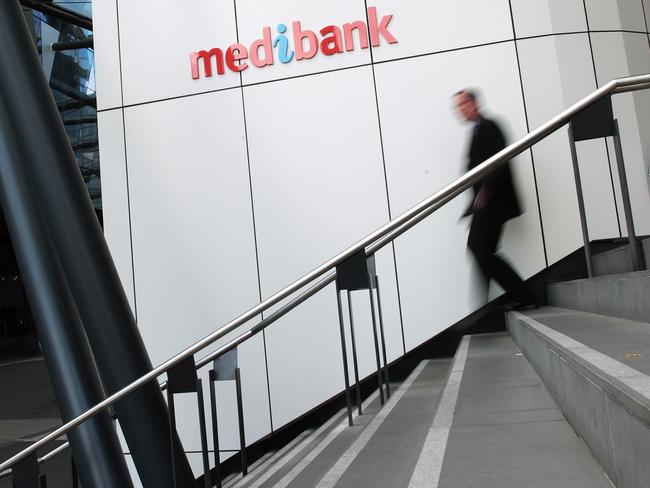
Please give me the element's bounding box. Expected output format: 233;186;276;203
190;7;397;79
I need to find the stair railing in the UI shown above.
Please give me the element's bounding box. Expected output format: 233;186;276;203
2;72;650;485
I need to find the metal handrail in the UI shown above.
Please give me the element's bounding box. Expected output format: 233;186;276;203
0;271;338;480
2;72;650;474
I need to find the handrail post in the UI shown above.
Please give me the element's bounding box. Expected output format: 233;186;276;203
568;125;594;277
346;290;363;415
209;371;223;488
373;275;391;398
11;453;39;488
235;368;248;476
612;119;645;271
335;281;355;426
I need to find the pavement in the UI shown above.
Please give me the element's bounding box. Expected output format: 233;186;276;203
0;357;71;488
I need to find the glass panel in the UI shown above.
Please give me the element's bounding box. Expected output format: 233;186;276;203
30;9;101;214
0;7;99;359
51;1;92;18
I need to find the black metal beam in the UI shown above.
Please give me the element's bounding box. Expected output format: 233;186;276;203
49;80;96;108
71;140;98;151
52;38;93;51
0;96;133;488
58;97;96;111
61;116;97;125
0;2;196;487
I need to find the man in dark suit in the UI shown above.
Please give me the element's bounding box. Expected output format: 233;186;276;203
453;89;537;309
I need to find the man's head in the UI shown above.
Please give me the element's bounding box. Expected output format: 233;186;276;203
453;89;480;123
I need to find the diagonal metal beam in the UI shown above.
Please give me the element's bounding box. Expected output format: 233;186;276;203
0;2;196;487
0;95;133;488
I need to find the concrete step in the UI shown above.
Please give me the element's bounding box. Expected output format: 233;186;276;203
233;332;616;487
231;359;451;488
321;360;450;488
408;333;613;488
229;388;384;488
508;307;650;488
592;237;650;276
547;269;650;323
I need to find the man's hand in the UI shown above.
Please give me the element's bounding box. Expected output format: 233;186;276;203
473;187;490;210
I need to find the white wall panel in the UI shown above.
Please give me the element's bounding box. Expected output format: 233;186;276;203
235;0;373;85
521;39;580;265
94;0;650;460
510;0;586;38
592;33;650;236
373;247;404;362
371;0;513;62
244;67;390;297
585;0;647;32
243;66;401;425
374;42;544;349
122;89;271;447
555;34;622;242
116;0;240;106
518;34;620;264
394;208;476;351
501;150;547;278
123;91;260;364
92;0;123;110
98;109;136;312
264;288;345;428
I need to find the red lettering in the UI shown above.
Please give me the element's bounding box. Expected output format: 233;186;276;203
190;48;225;78
226;43;249;72
343;21;369;52
191;10;398;79
367;7;397;47
250;27;274;68
319;25;343;56
293;21;318;60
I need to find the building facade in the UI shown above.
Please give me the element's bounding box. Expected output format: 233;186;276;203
93;0;650;481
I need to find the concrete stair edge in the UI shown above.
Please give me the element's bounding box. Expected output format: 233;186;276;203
507;309;650;488
546;269;650;323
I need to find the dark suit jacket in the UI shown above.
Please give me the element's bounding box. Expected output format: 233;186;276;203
464;116;521;223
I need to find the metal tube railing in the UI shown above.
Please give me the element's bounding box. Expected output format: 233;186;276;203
2;72;650;475
368;75;650;254
0;272;338;479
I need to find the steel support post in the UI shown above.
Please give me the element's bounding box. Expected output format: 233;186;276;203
196;379;210;488
335;283;354;426
0;99;133;488
346;291;363;415
235;369;248;476
568;125;594;277
209;372;222;488
374;276;390;398
367;281;385;406
612;119;645;271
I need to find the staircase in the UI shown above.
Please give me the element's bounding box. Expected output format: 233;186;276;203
4;52;650;484
220;335;615;487
214;239;650;488
508;269;650;487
